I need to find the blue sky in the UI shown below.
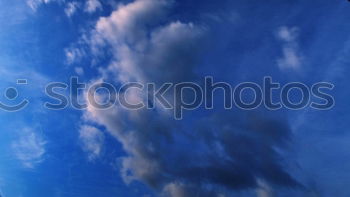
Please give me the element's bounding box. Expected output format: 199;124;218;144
0;0;350;197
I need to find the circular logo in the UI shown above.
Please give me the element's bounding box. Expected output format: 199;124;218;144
5;87;18;100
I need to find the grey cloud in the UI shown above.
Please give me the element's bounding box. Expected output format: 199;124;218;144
72;0;302;196
84;107;302;196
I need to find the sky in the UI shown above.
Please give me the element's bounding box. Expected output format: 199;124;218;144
0;0;350;197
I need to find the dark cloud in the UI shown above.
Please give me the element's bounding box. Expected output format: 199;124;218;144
86;108;302;196
73;0;303;196
114;111;302;196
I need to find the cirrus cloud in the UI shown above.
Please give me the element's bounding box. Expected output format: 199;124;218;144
12;128;46;168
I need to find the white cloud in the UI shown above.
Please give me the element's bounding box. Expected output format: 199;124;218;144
26;0;54;11
276;26;303;71
85;0;102;13
26;0;44;11
93;0;170;48
12;128;46;168
65;47;85;65
27;0;101;15
79;125;104;160
65;2;79;17
89;0;201;83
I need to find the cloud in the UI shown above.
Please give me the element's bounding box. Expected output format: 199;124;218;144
85;107;301;196
74;67;84;75
69;0;302;196
64;1;79;17
202;11;240;24
276;26;303;71
28;0;101;15
256;180;275;197
85;0;102;13
26;0;47;11
79;125;105;160
12;128;46;168
65;47;85;65
26;0;55;11
161;182;224;197
86;0;202;84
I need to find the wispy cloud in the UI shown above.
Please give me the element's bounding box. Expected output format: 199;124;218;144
256;180;275;197
26;0;53;11
64;47;85;65
79;125;104;161
64;1;80;17
85;0;102;13
74;67;84;76
202;11;240;24
12;128;46;168
276;26;303;71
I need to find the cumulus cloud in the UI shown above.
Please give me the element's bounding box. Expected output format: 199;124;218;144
84;0;202;85
12;128;46;168
69;0;301;196
94;0;169;42
79;125;105;160
276;26;303;71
